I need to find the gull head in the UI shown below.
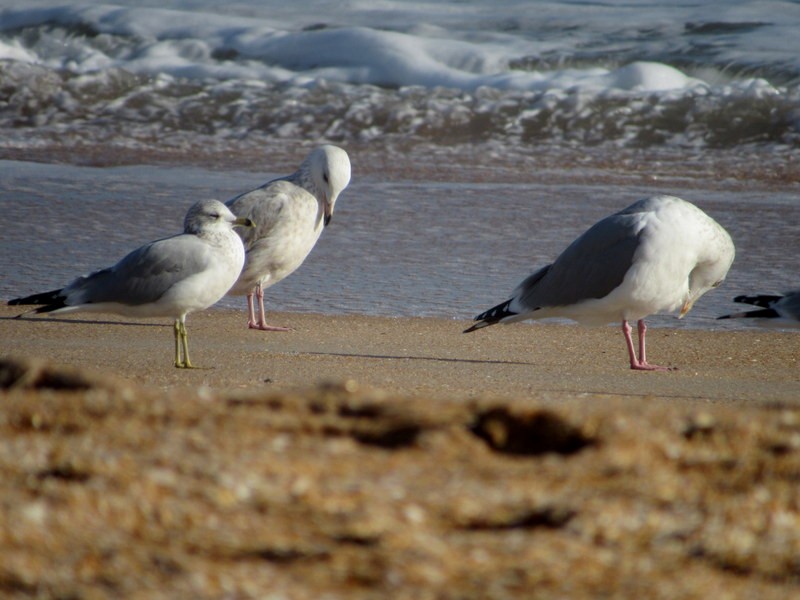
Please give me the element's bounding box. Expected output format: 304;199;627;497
303;145;351;226
679;226;735;318
184;199;253;234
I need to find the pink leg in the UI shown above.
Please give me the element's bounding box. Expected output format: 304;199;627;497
622;320;640;369
637;319;648;365
246;292;259;328
247;283;291;332
622;320;673;371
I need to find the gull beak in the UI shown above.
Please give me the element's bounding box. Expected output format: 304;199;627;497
679;298;694;318
234;217;254;228
324;198;333;227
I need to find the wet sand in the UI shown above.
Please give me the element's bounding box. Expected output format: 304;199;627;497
1;306;798;403
2;307;800;598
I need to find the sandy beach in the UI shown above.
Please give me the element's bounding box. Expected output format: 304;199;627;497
2;306;800;598
2;2;800;595
2;306;798;403
3;134;798;600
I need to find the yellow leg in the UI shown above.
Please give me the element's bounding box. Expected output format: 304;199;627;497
173;320;183;368
179;318;194;369
173;317;196;369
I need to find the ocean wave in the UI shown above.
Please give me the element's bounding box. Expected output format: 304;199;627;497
1;58;797;152
0;3;798;153
0;6;709;91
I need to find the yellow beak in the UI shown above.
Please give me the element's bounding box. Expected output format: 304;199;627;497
679;298;694;318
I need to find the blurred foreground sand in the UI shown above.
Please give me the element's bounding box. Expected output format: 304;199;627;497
1;307;799;598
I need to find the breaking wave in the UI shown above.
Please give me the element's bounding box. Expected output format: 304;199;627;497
1;3;799;155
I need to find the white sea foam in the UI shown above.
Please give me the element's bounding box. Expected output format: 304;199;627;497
0;4;758;92
0;39;36;62
0;1;798;154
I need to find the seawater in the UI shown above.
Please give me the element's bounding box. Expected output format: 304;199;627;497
0;1;798;329
0;1;798;157
1;160;796;330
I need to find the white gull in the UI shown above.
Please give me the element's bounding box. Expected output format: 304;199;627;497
464;195;735;371
226;145;351;330
9;199;251;368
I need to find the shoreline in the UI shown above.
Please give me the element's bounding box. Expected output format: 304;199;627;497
2;306;797;404
3;141;800;189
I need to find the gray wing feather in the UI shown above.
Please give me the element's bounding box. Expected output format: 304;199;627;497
516;213;642;310
64;235;211;306
226;180;301;249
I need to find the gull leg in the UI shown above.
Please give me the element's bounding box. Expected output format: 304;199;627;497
180;318;194;369
636;319;673;371
622;320;672;371
638;319;648;365
250;282;291;332
174;319;182;368
622;320;640;369
175;316;197;369
246;291;259;328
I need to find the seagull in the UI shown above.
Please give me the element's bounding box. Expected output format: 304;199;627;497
226;145;351;330
718;290;800;327
8;199;252;368
464;195;735;371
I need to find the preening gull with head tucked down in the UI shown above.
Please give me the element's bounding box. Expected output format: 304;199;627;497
464;195;735;371
9;199;252;368
718;290;800;327
226;145;351;331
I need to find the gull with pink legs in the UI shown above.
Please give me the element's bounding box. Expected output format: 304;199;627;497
226;145;351;331
464;195;735;371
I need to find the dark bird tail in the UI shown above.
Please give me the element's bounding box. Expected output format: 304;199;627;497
8;289;67;316
733;294;782;308
718;307;780;321
463;299;517;333
718;293;784;321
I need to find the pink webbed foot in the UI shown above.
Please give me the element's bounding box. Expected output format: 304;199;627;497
622;319;677;372
245;286;292;331
629;360;675;372
248;322;292;332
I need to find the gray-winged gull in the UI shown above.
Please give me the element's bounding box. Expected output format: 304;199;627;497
464;195;735;371
9;199;252;368
718;290;800;327
226;145;351;330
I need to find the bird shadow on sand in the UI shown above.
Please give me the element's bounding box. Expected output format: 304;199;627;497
299;350;534;367
1;315;167;328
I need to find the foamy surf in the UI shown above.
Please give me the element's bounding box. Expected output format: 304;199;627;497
0;1;798;156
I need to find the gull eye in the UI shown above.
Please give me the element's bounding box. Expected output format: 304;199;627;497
323;172;329;183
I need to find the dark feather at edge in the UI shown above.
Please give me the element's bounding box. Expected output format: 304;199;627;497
463;299;517;333
8;289;67;314
733;294;782;308
718;307;780;320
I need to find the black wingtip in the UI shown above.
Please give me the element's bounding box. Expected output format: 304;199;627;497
8;289;67;314
463;321;489;334
8;288;64;306
719;308;780;320
733;294;782;308
463;299;517;334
